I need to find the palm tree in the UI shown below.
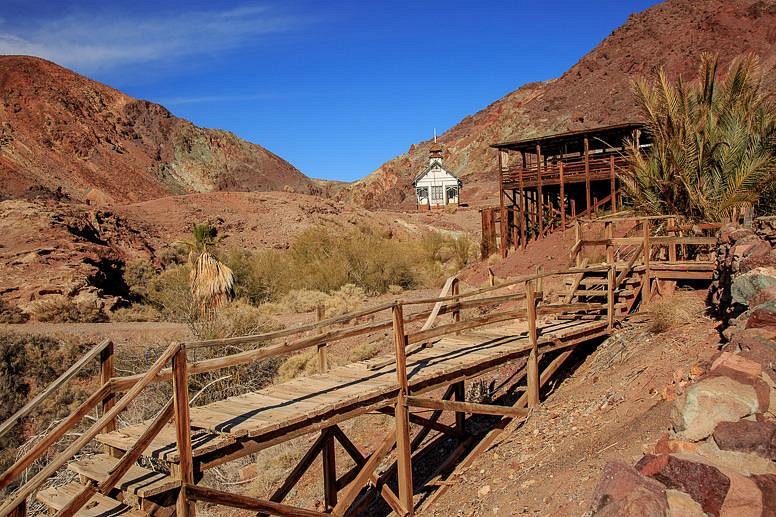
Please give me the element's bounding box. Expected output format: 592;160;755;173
180;223;235;315
622;53;776;222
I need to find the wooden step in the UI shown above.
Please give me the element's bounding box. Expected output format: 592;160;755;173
36;482;149;517
67;454;178;498
96;424;235;462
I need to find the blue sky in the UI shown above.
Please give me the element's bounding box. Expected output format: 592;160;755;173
0;1;660;181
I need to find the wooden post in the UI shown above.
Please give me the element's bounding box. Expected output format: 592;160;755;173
559;161;566;229
584;137;591;213
526;282;540;408
536;144;544;238
316;305;328;373
172;345;195;517
571;198;576;220
498;150;508;258
488;268;495;287
607;264;616;331
511;205;519;251
99;341;116;456
392;304;414;515
642;220;652;305
668;217;677;262
519;155;526;249
453;382;466;436
322;430;337;511
605;221;614;265
574;220;582;267
609;155;616;213
593;196;598;217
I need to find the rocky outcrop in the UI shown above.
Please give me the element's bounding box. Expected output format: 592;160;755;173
592;221;776;516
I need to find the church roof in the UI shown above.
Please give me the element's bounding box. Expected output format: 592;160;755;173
412;161;462;184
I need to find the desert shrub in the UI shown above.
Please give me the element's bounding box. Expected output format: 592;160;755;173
190;299;283;341
348;342;382;362
324;284;367;316
281;289;330;314
0;299;28;324
276;351;318;383
146;264;196;322
646;293;706;333
451;235;477;270
123;260;157;300
387;284;404;295
0;331;94;479
110;304;161;322
26;295;105;323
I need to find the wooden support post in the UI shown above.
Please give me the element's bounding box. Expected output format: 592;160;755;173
172;345;195;517
454;382;466;436
607;264;616;331
322;430;337;511
593;196;598;217
7;501;24;517
511;205;519;251
392;304;414;516
536;144;544;238
316;305;328;373
488;268;495;287
498;150;508;258
584;137;591;213
609;155;616;213
559;161;566;229
571;198;576;220
668;217;677;262
525;282;540;408
605;221;614;265
519;153;526;249
99;341;116;456
642;220;652;305
574;220;582;267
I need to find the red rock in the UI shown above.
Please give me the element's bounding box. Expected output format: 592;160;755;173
711;352;762;379
718;467;764;515
713;420;776;460
654;433;698;455
750;286;776;307
591;461;667;517
747;301;776;330
751;474;776;516
636;454;729;515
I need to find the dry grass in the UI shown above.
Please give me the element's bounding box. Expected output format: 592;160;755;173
276;352;319;383
110;304;161;322
646;292;706;333
25;295;105;323
0;299;28;323
348;342;382;363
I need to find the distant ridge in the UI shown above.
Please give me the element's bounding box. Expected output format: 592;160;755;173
0;56;319;203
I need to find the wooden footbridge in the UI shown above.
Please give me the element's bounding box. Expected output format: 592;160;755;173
0;217;719;517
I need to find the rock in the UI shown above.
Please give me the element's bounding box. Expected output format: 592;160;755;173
636;454;728;516
718;466;763;516
590;461;667;517
666;489;705;516
238;463;258;481
671;376;761;441
694;438;776;476
750;286;776;307
477;485;491;498
746;300;776;330
731;268;776;306
713;420;776;461
710;352;762;379
654;433;698;455
751;474;776;516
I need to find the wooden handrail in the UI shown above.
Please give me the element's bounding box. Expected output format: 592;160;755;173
0;341;181;517
0;339;111;440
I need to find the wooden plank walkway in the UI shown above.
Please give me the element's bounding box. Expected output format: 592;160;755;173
96;318;608;470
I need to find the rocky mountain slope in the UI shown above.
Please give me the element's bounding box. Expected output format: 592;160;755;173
0;56;319;203
343;0;776;209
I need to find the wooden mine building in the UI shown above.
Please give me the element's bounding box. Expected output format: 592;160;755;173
482;122;649;256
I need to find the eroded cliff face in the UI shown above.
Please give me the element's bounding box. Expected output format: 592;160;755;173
342;0;776;209
0;56;319;203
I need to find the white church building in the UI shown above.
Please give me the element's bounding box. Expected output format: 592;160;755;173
413;140;462;210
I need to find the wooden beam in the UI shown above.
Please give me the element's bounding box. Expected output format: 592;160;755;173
316;305;328;373
330;426;365;466
404;397;529;418
642;220;651;305
499;150;507;258
609;155;616;213
267;430;330;507
559;161;566;228
519;152;526;248
186;484;325;517
408;385;455;450
322;431;337;511
607;265;616;331
453;382;466;435
536;144;544;238
99;341;116;451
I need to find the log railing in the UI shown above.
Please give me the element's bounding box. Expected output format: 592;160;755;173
0;262;624;517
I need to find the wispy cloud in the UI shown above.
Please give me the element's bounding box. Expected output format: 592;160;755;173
159;93;283;105
0;4;305;72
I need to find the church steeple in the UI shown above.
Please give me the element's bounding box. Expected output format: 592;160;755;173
429;129;443;165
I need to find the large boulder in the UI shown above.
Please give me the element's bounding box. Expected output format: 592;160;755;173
731;268;776;306
590;461;668;517
666;489;704;517
713;420;776;461
671;375;762;441
636;454;729;515
747;300;776;330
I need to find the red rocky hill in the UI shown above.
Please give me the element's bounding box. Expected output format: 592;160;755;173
0;56;319;203
342;0;776;209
